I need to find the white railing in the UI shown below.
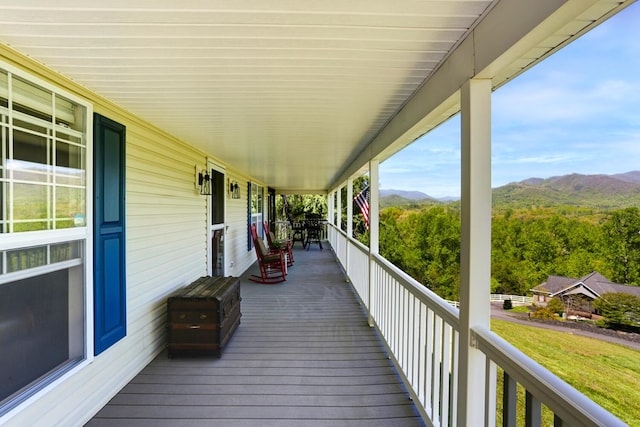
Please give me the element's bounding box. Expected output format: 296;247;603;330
274;221;291;240
446;295;534;308
371;252;460;425
330;228;367;301
490;294;533;305
473;327;625;427
327;223;625;427
335;228;348;267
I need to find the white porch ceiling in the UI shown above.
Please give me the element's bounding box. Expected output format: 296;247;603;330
0;0;630;193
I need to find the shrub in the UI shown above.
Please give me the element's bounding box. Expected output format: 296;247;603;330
503;299;513;310
546;297;565;315
531;308;557;319
593;292;640;328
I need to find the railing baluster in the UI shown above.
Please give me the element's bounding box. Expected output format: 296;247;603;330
425;309;434;419
441;323;452;426
503;371;517;427
525;390;542;427
390;277;396;355
418;302;426;407
472;326;626;427
400;287;406;371
408;296;416;386
450;329;460;427
403;288;410;373
485;358;497;427
433;316;443;424
330;225;625;427
553;414;565;427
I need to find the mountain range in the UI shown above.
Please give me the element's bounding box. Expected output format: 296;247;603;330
380;171;640;209
378;189;440;208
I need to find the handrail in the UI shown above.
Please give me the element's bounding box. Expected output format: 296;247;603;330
473;326;626;426
372;252;460;329
329;223;458;327
326;222;624;426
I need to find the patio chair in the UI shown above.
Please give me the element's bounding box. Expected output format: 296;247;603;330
263;221;294;266
304;213;323;251
285;211;306;248
249;224;287;284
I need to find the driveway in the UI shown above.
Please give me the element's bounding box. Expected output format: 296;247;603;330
490;302;640;352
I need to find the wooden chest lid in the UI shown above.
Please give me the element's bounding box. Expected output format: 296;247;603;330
172;276;238;301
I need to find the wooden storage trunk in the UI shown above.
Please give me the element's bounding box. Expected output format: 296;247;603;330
167;276;241;358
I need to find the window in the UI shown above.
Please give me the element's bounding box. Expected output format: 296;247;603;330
0;65;90;414
248;182;264;249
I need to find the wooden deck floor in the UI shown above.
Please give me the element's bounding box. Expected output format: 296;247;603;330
87;246;425;427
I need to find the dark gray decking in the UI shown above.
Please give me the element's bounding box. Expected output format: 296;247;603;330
87;246;424;427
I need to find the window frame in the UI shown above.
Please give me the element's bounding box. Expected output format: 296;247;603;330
247;181;264;250
0;60;94;416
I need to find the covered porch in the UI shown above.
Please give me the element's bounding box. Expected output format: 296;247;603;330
88;246;424;426
88;230;624;426
0;0;635;425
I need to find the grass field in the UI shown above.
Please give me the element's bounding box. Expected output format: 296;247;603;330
492;319;640;426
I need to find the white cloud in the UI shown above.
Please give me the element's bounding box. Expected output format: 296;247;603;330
378;3;640;199
508;154;576;164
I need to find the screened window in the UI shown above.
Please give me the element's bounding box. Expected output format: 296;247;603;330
247;182;264;250
251;183;264;236
0;65;89;415
1;73;86;233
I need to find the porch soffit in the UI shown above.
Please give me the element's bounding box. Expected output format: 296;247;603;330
0;0;631;193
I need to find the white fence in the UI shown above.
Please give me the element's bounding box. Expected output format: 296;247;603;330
445;294;533;309
490;294;533;305
327;224;625;427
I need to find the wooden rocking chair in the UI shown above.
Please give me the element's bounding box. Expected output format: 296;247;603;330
249;224;287;284
263;221;294;266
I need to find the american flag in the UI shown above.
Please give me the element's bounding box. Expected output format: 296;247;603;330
354;185;370;229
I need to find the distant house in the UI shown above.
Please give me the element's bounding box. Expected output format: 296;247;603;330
532;272;640;312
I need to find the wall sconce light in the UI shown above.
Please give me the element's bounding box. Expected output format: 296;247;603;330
196;166;212;195
229;180;241;199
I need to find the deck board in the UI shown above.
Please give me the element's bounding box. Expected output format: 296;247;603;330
86;247;425;426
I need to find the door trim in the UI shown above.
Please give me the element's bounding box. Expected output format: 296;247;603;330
207;161;226;276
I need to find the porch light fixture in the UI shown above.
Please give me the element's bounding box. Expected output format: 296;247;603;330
196;166;211;195
229;179;241;199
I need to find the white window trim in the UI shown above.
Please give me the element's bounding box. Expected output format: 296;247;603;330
207;159;226;276
0;60;95;418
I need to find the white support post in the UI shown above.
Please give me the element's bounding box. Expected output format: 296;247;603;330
368;160;379;327
336;185;342;231
458;78;492;425
346;179;353;279
347;178;353;238
333;191;337;225
328;190;334;225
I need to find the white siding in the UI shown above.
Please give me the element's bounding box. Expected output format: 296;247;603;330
0;47;259;427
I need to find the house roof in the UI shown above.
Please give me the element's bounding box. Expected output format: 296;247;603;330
532;271;640;299
535;275;577;294
0;1;632;193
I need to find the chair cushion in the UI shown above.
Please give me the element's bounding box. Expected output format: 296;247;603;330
255;238;269;257
261;253;281;264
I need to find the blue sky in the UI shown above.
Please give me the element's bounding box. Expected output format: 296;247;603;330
380;2;640;199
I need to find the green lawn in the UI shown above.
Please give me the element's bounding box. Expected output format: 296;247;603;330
507;305;530;313
492;319;640;426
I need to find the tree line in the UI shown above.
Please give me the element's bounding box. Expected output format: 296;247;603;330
377;205;640;301
277;188;640;303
